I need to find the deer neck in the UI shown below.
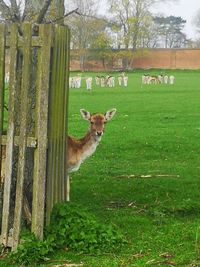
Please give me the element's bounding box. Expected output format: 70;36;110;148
80;129;101;152
78;129;102;163
68;130;101;173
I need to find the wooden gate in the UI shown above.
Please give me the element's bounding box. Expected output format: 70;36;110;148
0;23;69;250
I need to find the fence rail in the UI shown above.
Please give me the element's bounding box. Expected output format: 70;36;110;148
0;23;69;250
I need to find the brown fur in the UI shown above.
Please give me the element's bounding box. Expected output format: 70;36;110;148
67;132;94;172
67;110;116;173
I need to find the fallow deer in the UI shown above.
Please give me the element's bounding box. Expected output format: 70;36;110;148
66;108;117;200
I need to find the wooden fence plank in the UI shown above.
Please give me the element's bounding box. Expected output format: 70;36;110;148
1;135;37;147
12;23;32;249
6;36;46;48
1;24;18;247
57;26;69;203
56;26;63;204
58;27;64;202
0;236;13;247
0;24;5;134
64;28;70;202
46;25;69;224
31;24;52;239
59;26;69;202
0;24;5;179
52;28;60;205
46;26;60;224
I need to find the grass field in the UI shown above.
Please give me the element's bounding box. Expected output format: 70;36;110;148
2;69;200;266
65;69;200;267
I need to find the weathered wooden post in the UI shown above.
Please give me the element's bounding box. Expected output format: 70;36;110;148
46;24;70;224
1;23;19;248
0;24;5;180
0;24;6;227
31;24;52;240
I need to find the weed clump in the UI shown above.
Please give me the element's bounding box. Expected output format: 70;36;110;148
9;203;126;266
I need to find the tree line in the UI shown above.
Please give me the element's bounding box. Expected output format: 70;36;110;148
0;0;200;70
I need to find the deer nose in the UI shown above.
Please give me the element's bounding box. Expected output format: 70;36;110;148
97;131;102;136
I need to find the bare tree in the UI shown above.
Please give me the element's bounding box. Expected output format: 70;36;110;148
108;0;180;48
193;9;200;36
0;0;71;24
107;0;179;68
65;0;107;70
138;15;159;48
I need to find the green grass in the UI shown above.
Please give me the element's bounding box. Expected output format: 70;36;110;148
66;69;200;267
2;69;200;266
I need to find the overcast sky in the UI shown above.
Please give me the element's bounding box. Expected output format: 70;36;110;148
99;0;200;40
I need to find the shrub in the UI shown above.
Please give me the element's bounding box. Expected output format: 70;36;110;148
9;233;53;266
46;202;127;254
9;203;126;266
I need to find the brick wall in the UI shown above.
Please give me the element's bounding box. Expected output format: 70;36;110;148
132;49;200;69
70;49;200;71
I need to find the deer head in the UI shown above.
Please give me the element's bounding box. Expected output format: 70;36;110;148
80;108;117;141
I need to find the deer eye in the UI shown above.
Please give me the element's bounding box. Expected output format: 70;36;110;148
91;121;94;124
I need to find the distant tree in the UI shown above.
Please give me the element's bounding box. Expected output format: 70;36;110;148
108;0;180;48
193;8;200;34
192;8;200;47
137;14;159;48
107;0;179;68
90;32;113;69
65;0;108;70
154;16;188;48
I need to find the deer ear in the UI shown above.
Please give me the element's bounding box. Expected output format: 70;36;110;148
80;109;91;121
105;108;117;121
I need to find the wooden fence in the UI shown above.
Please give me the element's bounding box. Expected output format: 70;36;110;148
0;23;69;250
